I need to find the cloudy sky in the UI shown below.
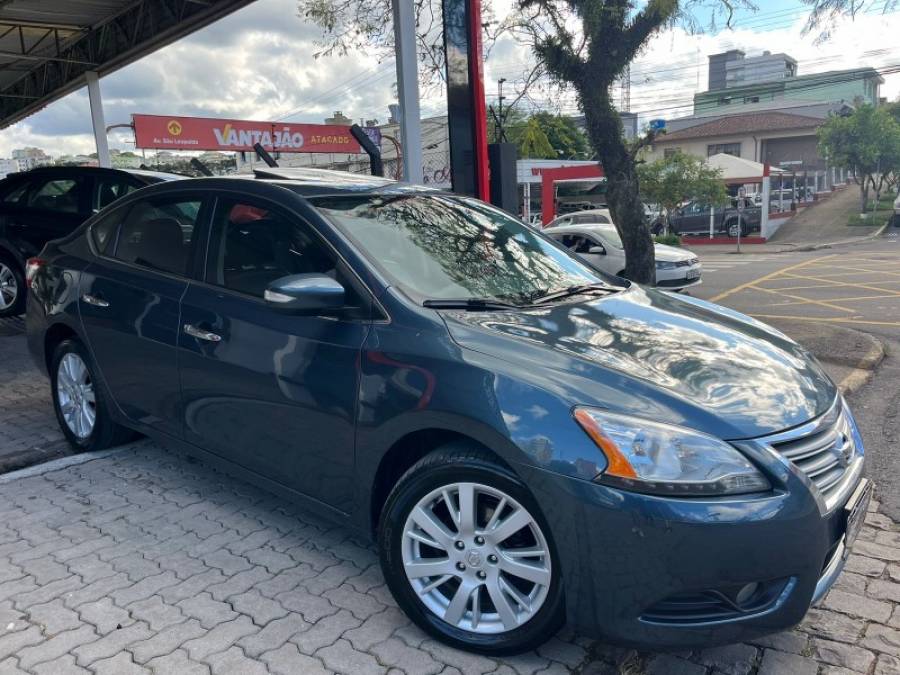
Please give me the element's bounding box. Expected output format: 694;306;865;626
0;0;897;158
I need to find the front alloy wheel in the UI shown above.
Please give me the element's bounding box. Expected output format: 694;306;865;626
379;446;564;655
402;482;552;634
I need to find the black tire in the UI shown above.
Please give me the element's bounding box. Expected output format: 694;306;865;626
378;443;565;655
50;338;136;452
0;252;25;318
725;219;748;238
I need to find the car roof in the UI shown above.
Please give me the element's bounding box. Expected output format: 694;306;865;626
545;223;617;235
3;165;184;182
249;167;442;197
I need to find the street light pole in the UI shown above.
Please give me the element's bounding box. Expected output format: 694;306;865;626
497;78;507;142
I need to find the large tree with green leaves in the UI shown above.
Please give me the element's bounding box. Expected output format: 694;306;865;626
638;151;729;233
818;104;900;211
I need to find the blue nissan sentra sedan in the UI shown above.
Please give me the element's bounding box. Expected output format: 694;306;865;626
26;168;869;655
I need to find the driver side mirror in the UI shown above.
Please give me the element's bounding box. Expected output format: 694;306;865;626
264;273;345;313
588;245;606;255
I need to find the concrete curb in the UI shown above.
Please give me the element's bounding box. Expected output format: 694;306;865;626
838;338;887;396
696;221;891;256
0;447;121;484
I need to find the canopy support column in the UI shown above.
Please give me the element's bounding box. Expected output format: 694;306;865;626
392;0;423;184
86;71;110;168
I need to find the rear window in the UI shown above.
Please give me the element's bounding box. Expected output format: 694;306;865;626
27;178;85;214
1;181;28;204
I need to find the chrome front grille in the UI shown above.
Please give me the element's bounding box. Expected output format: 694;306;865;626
762;399;859;503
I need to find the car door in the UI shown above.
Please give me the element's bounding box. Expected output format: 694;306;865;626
177;194;373;512
79;191;208;438
576;234;621;276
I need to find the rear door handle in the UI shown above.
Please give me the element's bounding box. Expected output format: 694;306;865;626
81;294;109;308
183;324;221;342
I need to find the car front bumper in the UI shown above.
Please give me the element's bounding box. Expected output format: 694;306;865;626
656;265;702;291
515;460;865;649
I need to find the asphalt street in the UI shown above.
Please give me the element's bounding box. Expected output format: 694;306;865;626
689;230;900;520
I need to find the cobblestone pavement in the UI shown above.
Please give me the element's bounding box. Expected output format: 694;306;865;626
1;329;899;674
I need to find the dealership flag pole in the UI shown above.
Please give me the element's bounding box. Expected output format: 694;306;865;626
392;0;423;184
86;72;110;168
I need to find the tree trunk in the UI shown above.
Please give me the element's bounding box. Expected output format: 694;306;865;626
580;89;655;284
861;181;869;212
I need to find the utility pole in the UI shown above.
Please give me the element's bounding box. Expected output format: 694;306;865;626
620;65;631;112
497;78;507;142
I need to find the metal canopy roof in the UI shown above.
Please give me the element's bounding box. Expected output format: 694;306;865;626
0;0;255;129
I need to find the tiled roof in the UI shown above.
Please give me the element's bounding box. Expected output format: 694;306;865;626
658;112;824;142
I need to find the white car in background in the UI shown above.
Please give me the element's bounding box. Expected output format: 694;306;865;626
545;222;702;291
547;208;613;228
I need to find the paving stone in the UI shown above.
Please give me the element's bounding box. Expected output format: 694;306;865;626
535;636;586;670
206;567;272;602
157;569;226;605
182;615;258;661
145;648;211;674
421;639;500;675
835;572;868;594
748;630;809;655
201;549;252;576
277;587;341;623
813;637;878;672
758;649;819;675
126;596;186;632
237;614;312;658
862;624;900;656
823;589;893;623
244;548;297;575
231;590;288;626
695;643;758;675
855;541;900;563
802;608;867;643
129;619;206;665
317;637;387;675
0;626;43;661
846;555;888;577
177;592;238;629
644;653;706;675
110;571;179;607
90;652;150;674
206;645;270;675
76;598;132;635
370;637;443;675
875;654;900;675
890;564;900;583
31;654;90;674
18;625;98;670
869;579;900;603
26;598;82;635
323;583;386;621
293;608;361;654
72;622;152;667
62;573;131;609
261;642;330;675
344;607;410;652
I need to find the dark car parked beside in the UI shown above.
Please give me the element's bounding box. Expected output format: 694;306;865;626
653;198;762;238
0;166;180;317
26;169;869;655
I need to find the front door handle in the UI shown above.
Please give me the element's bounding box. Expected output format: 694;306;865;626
183;324;221;342
82;294;109;308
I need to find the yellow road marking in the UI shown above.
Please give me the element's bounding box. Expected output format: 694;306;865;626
748;284;856;313
758;279;900;291
765;293;900;307
782;273;900;298
751;313;900;327
709;254;836;303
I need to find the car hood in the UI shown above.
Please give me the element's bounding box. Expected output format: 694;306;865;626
653;244;695;262
440;286;836;440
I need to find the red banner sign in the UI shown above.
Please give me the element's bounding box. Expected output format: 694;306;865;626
132;114;362;154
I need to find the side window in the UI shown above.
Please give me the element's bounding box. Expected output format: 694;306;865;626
27;178;85;214
573;237;593;254
207;198;365;315
96;178;140;210
1;180;29;204
111;196;201;276
91;209;126;255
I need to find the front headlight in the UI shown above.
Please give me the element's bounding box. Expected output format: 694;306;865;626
573;408;771;496
655;260;680;270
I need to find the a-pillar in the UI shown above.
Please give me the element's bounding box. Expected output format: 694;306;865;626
85;71;110;168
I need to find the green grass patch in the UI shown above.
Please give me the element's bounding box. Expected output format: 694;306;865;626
654;233;682;246
848;210;893;227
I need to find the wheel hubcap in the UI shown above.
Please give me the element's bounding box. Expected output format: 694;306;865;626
0;264;17;310
402;482;552;634
56;353;96;439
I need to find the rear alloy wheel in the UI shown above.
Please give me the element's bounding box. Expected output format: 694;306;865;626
379;447;564;654
726;220;744;238
51;339;135;452
0;257;24;318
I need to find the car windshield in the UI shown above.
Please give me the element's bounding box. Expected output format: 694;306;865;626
311;193;616;304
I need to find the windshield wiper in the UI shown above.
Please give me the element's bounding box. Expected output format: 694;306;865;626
529;283;621;305
423;298;520;311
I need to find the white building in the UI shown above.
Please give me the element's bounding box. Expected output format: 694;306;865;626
0;158;18;178
11;146;51;171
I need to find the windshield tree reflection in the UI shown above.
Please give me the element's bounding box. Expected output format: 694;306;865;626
311;194;613;304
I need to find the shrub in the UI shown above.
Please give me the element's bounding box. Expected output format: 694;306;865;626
654;233;682;247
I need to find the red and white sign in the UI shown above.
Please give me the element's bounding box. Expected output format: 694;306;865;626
132;114;362;154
